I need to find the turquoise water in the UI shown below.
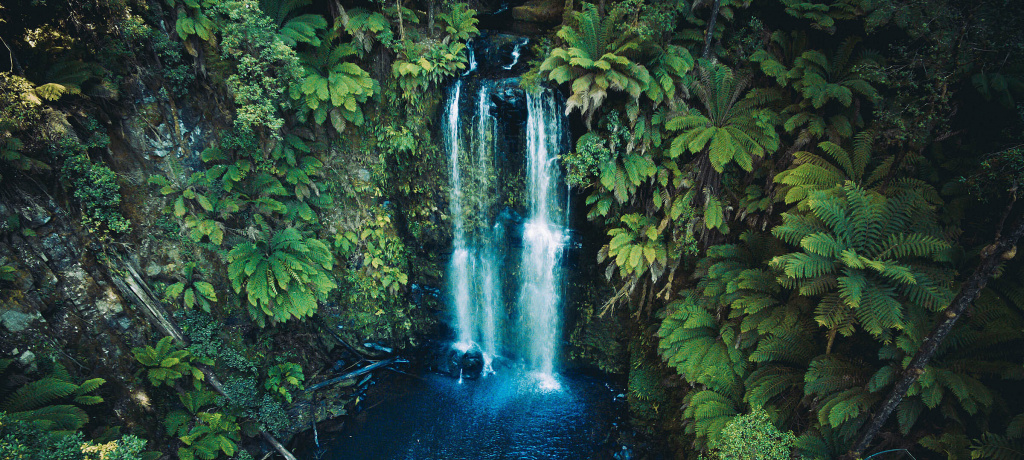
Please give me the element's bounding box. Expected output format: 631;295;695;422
310;370;628;460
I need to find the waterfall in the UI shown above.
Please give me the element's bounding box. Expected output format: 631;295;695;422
504;38;529;70
445;81;474;349
475;82;501;371
443;36;568;384
521;92;568;378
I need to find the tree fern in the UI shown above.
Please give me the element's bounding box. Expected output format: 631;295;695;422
340;7;392;55
775;131;879;208
667;61;779;173
972;432;1024;460
0;359;105;432
793;425;846;460
437;3;479;42
664;61;779;232
770;183;953;351
684;389;741;445
227;227;336;326
538;2;651;127
32;60;105;101
258;0;326;47
804;355;877;440
867;276;1024;438
291;23;378;133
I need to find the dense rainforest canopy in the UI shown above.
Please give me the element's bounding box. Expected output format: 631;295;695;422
1;0;1023;458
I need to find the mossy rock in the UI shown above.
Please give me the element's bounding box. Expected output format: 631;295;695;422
512;0;565;23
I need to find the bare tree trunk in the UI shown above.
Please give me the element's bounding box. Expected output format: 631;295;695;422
427;0;435;37
702;0;721;59
841;216;1024;459
396;0;405;42
1;36;23;75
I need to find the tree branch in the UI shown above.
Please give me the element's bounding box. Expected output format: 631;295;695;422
841;216;1024;459
307;357;406;392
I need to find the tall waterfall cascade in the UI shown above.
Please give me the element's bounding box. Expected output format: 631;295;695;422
443;35;569;384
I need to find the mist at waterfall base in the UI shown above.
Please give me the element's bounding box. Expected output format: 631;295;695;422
312;34;631;459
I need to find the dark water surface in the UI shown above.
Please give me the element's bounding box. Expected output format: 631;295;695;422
311;370;627;460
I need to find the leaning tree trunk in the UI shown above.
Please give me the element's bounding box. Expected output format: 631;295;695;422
702;0;721;59
841;216;1024;459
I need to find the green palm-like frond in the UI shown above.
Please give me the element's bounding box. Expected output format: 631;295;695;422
0;360;105;433
227;228;336;326
259;0;327;47
538;2;653;126
771;183;953;349
291;23;377;132
666;62;779;173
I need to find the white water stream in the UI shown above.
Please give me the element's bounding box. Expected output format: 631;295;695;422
444;49;568;383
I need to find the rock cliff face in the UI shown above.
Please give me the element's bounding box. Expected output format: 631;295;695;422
0;83;210;429
0;80;397;439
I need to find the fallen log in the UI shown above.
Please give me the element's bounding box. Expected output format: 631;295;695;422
308;357;407;391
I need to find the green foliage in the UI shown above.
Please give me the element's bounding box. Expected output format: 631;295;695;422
972;413;1024;459
80;435;149;460
264;363;303;403
774;132;874;208
227;227;336;326
656;237;775;444
388;3;477;102
220;376;290;437
291;24;377;132
176;310;256;373
258;0;326;47
603;213;674;281
170;410;240;460
215;0;304;136
753;34;879;144
562;132;611;188
771;183;952;350
163;263;219;313
627;346;670;424
32;61;106;102
133;337;211;389
779;0;869;33
0;74;49;179
708;407;795;460
0;359;105;433
437;3;479;43
340;7;393;55
539;2;652;126
392;42;471;101
149;171;228;246
59;137;131;235
584;109;699;311
167;0;219;43
802;355;877;437
562;132;612;188
960;147;1024;203
334;211;409;301
0;413;149;460
666;62;779;175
